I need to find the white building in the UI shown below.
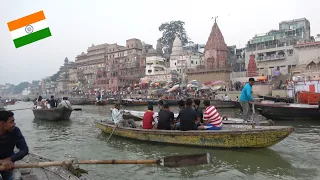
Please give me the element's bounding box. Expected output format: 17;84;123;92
170;35;203;74
22;88;31;96
141;49;178;82
245;18;312;76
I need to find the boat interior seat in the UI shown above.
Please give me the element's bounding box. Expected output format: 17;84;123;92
20;168;32;175
22;174;38;180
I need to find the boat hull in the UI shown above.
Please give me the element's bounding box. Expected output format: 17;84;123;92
255;103;320;120
95;122;293;148
258;95;294;103
32;108;72;121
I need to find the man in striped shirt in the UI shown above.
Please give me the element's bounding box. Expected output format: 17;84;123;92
198;100;222;130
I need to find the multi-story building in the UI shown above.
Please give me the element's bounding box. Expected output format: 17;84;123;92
75;43;108;91
245;18;312;76
56;58;75;93
141;49;179;82
170;35;203;74
93;38;152;91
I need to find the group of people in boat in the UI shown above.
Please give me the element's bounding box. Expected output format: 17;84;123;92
35;95;73;110
110;98;223;131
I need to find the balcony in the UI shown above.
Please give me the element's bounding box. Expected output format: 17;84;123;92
257;55;285;62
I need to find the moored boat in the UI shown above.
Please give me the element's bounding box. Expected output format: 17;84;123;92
19;153;91;180
255;102;320;120
121;99;157;106
5;99;16;105
32;107;73;121
122;109;274;125
258;95;294;103
95;121;293;148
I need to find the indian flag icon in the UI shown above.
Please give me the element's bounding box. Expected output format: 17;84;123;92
7;10;52;48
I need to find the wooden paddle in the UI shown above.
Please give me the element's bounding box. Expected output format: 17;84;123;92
0;153;211;170
6;108;82;111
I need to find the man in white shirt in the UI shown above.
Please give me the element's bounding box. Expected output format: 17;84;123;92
111;103;136;128
57;97;72;110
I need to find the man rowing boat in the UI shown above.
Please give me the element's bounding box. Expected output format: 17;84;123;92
0;110;29;180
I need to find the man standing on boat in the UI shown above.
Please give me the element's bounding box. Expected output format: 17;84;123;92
239;78;255;122
0;110;29;180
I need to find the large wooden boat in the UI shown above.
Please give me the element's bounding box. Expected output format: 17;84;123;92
122;109;274;126
32;107;73;121
254;102;320;120
19;153;91;180
95;121;293;148
121;99;157;106
258;95;294;103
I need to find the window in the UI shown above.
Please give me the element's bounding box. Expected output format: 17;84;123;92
191;61;194;64
148;70;152;73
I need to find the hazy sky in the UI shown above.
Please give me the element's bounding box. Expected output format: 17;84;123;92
1;0;319;85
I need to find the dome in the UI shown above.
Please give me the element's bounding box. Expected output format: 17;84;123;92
147;48;158;57
171;34;183;56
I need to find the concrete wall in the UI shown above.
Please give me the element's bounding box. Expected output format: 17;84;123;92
187;71;230;84
252;84;273;96
295;45;320;65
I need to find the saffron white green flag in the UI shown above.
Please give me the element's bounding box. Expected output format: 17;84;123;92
7;10;52;48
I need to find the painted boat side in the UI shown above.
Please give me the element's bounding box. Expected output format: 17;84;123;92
32;108;72;121
95;121;293;148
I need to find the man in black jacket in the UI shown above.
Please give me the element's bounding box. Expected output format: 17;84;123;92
48;95;57;108
0;111;29;180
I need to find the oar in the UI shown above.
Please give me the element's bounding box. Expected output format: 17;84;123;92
0;153;211;170
106;125;117;143
7;108;32;111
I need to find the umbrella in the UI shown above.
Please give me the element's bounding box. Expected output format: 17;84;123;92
167;84;180;92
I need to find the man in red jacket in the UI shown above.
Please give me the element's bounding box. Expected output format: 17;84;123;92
142;105;156;129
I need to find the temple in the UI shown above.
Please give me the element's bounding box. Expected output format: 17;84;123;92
204;21;228;70
246;54;258;77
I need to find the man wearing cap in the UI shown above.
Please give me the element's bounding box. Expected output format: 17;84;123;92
239;78;255;122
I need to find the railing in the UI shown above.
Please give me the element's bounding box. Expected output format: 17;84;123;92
257;55;285;61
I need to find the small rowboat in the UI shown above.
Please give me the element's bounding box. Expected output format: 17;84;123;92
32;107;72;121
95;121;293;148
122;109;274;126
19;153;91;180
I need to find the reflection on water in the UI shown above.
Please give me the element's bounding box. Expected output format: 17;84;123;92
8;102;320;180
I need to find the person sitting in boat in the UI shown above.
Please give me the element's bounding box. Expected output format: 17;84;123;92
224;94;229;101
112;103;137;128
178;99;197;131
157;100;164;112
44;99;51;109
48;95;57;108
0;110;29;180
57;97;72;110
35;96;46;109
193;99;203;127
142;105;157;129
198;100;222;130
157;103;174;130
174;100;186;130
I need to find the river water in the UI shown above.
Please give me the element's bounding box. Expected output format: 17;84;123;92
6;102;320;180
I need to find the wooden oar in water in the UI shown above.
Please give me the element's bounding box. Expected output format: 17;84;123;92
0;153;211;170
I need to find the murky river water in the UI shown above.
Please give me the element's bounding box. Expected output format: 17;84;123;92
6;102;320;180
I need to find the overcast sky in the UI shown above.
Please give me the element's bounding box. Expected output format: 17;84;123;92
1;0;319;85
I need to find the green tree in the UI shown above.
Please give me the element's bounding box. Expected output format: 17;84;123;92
13;82;29;94
156;20;190;56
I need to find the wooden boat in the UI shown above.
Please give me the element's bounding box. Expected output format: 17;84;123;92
122;109;274;125
254;102;320;120
19;153;91;180
5;100;16;105
297;91;320;105
120;99;157;106
95;121;293;148
32;107;73;121
258;95;294;103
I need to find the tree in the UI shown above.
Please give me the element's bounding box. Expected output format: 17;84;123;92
13;82;29;94
156;20;190;57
